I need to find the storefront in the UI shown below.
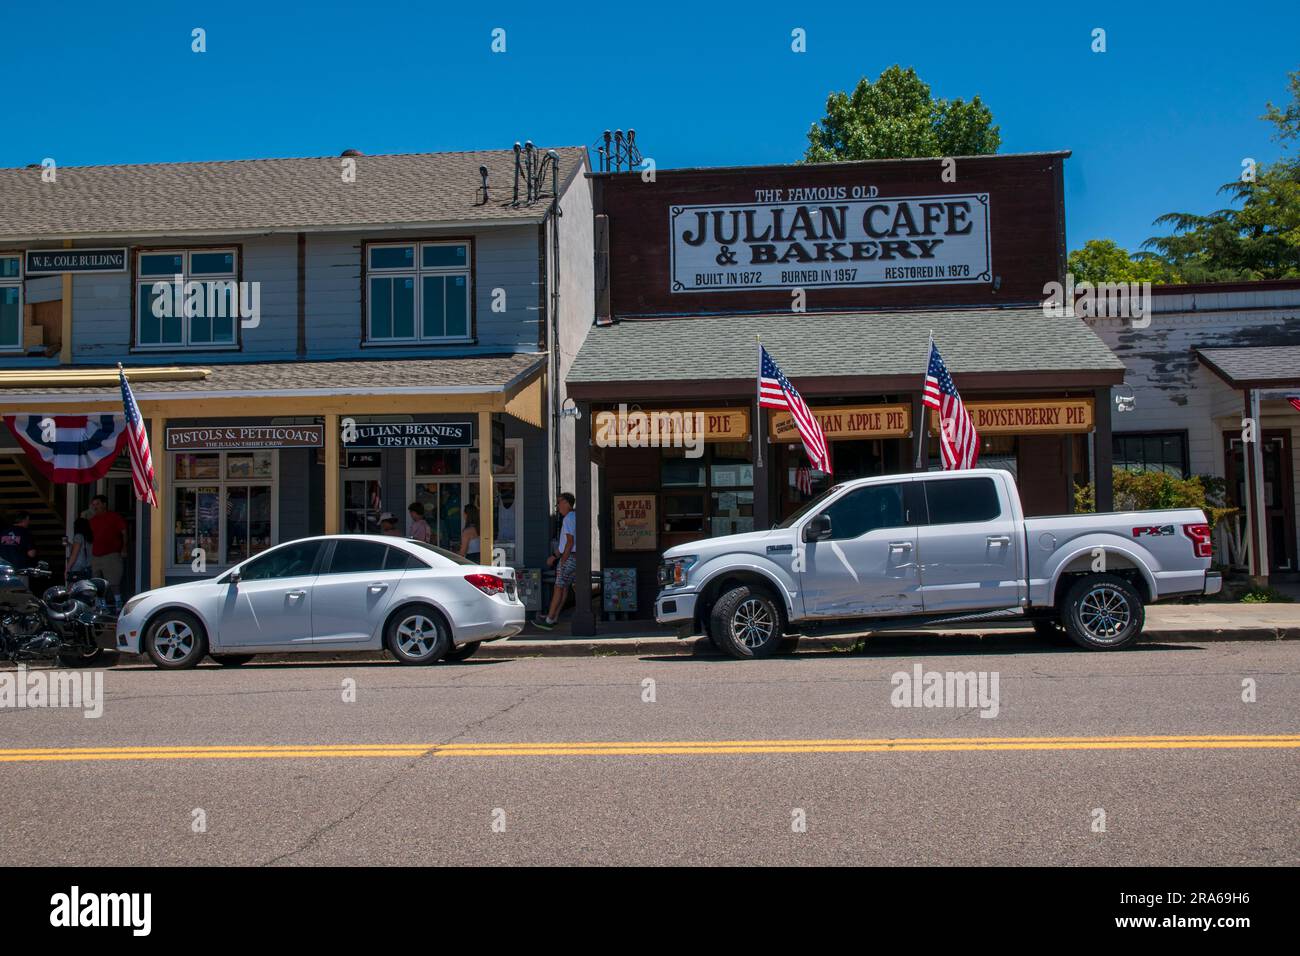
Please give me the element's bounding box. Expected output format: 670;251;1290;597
566;152;1125;631
0;355;546;589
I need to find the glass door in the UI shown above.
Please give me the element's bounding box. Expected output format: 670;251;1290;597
341;470;383;535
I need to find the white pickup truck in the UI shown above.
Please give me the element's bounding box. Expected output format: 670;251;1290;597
655;468;1220;658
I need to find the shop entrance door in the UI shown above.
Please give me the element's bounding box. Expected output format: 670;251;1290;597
341;469;383;535
1225;431;1296;572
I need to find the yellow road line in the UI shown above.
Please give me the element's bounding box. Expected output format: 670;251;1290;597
0;734;1297;763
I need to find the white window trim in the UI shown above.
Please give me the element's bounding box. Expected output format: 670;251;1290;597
366;241;472;345
136;248;239;350
0;253;23;353
405;438;521;562
167;449;279;572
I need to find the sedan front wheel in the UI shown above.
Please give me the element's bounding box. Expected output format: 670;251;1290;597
144;610;208;669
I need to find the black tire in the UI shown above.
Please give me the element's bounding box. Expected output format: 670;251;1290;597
143;609;209;669
210;654;255;667
443;641;480;662
709;585;785;659
1061;574;1145;651
385;603;450;665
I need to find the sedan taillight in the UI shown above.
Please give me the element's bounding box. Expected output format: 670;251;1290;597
1183;523;1213;559
465;573;507;595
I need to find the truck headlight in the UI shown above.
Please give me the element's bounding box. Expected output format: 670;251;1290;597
659;555;698;588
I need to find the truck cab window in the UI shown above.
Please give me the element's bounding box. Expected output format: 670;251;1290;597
820;483;906;539
924;477;1001;524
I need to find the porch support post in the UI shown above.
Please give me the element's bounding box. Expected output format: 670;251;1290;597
752;406;770;529
1244;388;1270;583
477;409;494;564
324;414;340;535
571;399;596;635
149;416;166;589
1092;387;1114;512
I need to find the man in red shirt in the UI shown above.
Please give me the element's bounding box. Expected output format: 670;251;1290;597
89;494;128;606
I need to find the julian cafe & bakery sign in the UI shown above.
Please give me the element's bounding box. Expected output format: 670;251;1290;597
670;189;991;292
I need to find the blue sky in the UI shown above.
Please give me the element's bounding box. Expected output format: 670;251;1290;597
5;0;1297;254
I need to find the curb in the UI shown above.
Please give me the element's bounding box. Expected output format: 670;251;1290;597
101;625;1298;666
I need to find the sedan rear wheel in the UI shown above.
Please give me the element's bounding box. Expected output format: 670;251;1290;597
386;604;450;665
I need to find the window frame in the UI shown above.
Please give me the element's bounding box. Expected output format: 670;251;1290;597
1112;430;1190;479
920;476;1004;526
168;448;279;572
0;252;23;353
132;245;242;351
362;238;474;346
816;481;911;540
405;437;522;561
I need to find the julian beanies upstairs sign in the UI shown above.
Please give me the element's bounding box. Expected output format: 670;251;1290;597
670;193;990;292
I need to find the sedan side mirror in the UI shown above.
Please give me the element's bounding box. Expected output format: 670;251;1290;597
229;569;241;585
803;514;832;543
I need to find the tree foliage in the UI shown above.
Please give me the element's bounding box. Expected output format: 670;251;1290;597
1066;239;1180;284
804;66;1000;163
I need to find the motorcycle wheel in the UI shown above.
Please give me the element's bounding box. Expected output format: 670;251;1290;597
57;644;103;667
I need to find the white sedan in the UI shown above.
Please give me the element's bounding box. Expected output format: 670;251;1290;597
115;535;525;669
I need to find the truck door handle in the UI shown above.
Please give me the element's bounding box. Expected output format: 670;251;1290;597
987;535;1011;545
368;583;389;593
889;541;913;552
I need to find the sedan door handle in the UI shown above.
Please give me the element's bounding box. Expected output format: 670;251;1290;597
368;583;389;593
286;590;306;599
888;541;913;552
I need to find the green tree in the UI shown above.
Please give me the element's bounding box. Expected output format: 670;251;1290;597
804;65;1000;163
1066;239;1180;284
1140;67;1300;280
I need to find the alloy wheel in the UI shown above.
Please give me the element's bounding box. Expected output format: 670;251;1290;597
1078;586;1131;643
396;614;440;659
731;598;775;649
155;620;195;662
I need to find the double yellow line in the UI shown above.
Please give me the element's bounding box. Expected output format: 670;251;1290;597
1;734;1298;763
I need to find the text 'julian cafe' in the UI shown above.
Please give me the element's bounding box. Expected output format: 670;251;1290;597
564;151;1125;631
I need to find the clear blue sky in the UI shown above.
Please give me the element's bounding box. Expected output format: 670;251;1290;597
5;0;1297;255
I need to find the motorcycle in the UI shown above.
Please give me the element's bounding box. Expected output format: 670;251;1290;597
0;560;119;667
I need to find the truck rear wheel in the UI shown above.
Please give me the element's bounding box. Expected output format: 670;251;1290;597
1061;574;1144;650
710;585;785;659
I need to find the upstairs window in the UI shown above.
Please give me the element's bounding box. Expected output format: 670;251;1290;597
366;241;471;344
136;249;238;348
0;255;21;352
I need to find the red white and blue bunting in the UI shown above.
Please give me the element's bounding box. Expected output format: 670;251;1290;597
3;414;129;484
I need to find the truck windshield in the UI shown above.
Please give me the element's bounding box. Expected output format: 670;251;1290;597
775;485;842;529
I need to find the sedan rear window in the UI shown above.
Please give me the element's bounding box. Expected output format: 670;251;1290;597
405;540;477;566
924;477;1002;524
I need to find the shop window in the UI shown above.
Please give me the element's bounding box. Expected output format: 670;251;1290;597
136;249;238;348
0;255;21;351
367;242;471;344
408;439;522;560
661;443;754;538
1113;431;1188;478
172;450;276;569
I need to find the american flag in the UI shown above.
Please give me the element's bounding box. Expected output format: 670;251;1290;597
922;338;979;470
794;465;813;495
119;367;157;506
760;345;830;474
1289;396;1300;414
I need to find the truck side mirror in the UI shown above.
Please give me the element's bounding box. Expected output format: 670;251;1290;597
803;514;832;542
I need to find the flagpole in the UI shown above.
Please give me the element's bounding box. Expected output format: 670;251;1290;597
915;331;932;470
754;334;763;469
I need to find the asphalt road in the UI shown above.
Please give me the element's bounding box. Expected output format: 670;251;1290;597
1;640;1297;866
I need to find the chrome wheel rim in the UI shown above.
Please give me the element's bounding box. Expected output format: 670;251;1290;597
396;614;440;658
1079;586;1131;642
732;598;775;649
155;620;195;661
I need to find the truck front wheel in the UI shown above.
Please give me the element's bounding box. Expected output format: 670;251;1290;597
1062;574;1145;650
710;585;785;659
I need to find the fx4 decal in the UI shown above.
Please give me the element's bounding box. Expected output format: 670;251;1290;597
1132;525;1175;537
